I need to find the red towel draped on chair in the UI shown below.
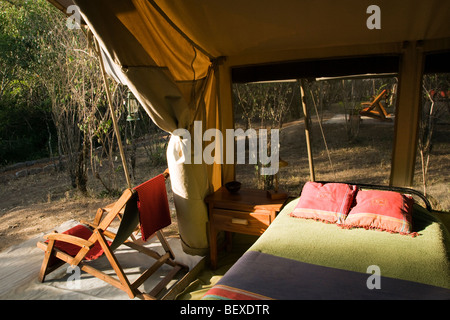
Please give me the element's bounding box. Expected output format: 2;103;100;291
134;173;172;241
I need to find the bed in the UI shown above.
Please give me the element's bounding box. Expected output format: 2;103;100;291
202;182;450;300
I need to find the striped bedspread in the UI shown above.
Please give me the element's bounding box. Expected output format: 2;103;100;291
203;251;450;300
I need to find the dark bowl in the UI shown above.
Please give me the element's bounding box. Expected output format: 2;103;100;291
225;181;241;194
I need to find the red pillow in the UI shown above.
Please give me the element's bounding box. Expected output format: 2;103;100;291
342;189;416;235
290;182;357;224
50;224;106;261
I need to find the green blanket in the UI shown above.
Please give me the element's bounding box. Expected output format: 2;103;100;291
249;198;450;289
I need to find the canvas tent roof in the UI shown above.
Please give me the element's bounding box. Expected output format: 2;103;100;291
51;0;450;58
47;0;450;255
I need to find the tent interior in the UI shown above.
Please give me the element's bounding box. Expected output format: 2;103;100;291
2;0;449;300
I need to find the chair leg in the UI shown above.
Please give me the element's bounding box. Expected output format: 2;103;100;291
38;240;55;283
94;230;136;299
156;230;175;260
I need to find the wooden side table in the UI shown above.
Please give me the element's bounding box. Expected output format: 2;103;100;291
205;187;287;269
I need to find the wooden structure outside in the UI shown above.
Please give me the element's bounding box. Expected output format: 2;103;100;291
359;89;392;121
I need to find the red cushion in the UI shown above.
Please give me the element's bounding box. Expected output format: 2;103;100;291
342;190;416;235
290;182;357;224
52;224;105;260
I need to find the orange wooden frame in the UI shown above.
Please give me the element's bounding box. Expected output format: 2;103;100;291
359;89;392;121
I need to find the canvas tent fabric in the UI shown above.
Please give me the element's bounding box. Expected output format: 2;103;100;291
73;0;224;255
49;0;450;255
151;0;450;58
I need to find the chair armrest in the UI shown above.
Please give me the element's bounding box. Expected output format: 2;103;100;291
44;233;93;249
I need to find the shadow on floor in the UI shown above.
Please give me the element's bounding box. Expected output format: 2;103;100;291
176;233;258;300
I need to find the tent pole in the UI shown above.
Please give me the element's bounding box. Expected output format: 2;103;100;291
299;79;315;182
96;40;132;189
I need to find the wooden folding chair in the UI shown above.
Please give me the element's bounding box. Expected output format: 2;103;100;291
36;171;189;300
359;89;392;121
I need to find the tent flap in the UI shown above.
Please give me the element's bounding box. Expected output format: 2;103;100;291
74;0;219;255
